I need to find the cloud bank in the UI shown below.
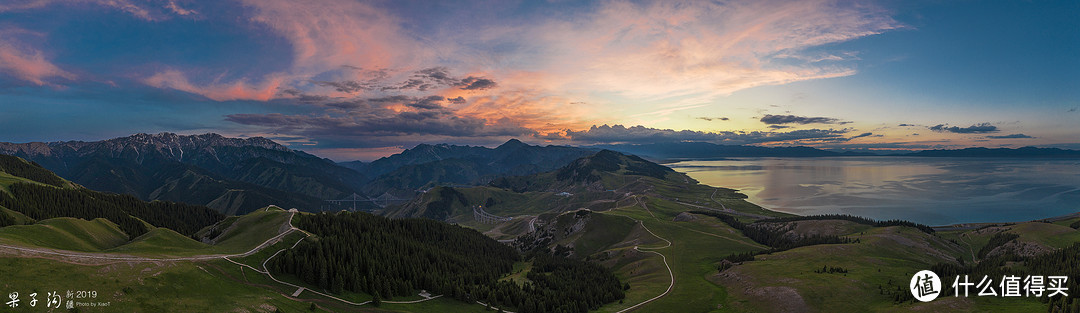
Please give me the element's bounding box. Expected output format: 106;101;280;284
986;134;1033;139
760;114;846;125
563;124;848;145
929;123;999;134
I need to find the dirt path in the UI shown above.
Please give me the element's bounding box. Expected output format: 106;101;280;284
597;195;675;312
676;199;772;219
0;210;448;309
710;188;728;211
0;212;299;262
616;219;674;313
958;233;977;261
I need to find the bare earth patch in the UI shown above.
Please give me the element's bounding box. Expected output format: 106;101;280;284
714;268;810;313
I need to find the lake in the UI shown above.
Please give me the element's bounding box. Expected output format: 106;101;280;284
668;157;1080;226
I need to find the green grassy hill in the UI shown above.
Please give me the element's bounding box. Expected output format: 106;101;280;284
3;148;1079;312
205;208;293;253
0;217;129;251
0;206;34;225
107;227;213;256
0;207;293;257
0;154;73;189
461;150;1080;312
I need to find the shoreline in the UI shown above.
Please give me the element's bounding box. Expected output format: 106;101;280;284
667;157;1080;229
694;180;1080;229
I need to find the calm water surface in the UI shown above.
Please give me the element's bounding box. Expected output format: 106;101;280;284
668;157;1080;225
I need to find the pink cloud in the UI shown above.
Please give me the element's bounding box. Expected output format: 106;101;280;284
138;0;429;101
384;0;903;127
0;36;75;86
240;0;425;75
0;0;53;11
164;1;197;16
0;0;158;20
500;0;900;104
143;70;284;101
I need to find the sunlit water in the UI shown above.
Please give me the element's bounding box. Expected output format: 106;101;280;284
668;157;1080;225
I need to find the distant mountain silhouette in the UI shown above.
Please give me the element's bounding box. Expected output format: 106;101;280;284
349;139;594;195
490;149;679;193
900;147;1080;158
589;142;872;160
0;133;368;214
587;142;1080;160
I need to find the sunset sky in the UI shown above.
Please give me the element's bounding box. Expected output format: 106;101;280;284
1;0;1077;161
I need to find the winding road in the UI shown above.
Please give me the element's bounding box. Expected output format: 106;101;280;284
0;210;449;309
601;196;675;313
0;212;300;262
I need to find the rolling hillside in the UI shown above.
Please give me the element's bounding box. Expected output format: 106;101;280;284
387;148;1080;312
0;155;224;235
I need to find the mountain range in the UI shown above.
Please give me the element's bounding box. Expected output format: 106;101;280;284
588;142;873;160
901;146;1080;158
0;134;596;214
590;142;1080;160
4;133;1077;215
0;133;363;214
341;138;594;196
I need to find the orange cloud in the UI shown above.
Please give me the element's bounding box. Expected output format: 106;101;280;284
454;90;595;135
143;70;284;101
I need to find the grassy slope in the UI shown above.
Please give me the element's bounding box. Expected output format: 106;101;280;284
716;225;962;312
379;161;798;312
0;256;342;312
3;150;1076;312
0;207;357;312
0;208;292;257
0;171;55;194
714;221;1078;312
107;228;212;256
1009;222;1080;249
209;208;292;253
533;169;1080;312
595;197;768;313
0;217;129;251
0;206;34;225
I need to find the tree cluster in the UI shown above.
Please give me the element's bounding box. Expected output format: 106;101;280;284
0;155;67;188
690;210;853;251
269;211;625;313
932;243;1080;312
813;265;849;274
976;232;1020;259
269;211;517;300
762;213;935;234
0;182;223;237
0;207;17;227
510;252;625;313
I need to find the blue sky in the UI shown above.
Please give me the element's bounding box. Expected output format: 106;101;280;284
0;0;1077;160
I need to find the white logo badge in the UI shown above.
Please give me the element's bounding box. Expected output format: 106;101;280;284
910;270;942;302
